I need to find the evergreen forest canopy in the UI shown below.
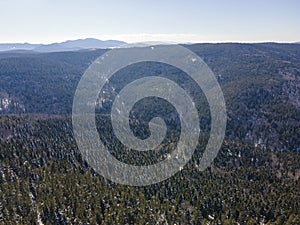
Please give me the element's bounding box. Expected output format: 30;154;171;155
0;43;299;224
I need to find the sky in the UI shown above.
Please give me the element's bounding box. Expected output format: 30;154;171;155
0;0;299;44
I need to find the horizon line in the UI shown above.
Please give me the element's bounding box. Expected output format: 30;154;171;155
0;39;299;45
0;33;299;45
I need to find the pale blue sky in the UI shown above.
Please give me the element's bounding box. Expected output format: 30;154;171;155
0;0;299;43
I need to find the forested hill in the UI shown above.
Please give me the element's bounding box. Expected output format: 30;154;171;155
0;43;299;152
1;43;299;114
0;43;299;224
0;49;107;114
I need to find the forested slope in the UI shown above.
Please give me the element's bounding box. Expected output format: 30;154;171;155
0;44;299;224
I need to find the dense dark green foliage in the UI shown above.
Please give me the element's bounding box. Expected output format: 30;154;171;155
0;49;106;114
0;44;299;224
0;116;299;224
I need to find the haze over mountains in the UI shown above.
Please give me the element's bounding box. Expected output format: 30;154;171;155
1;39;299;53
0;38;127;52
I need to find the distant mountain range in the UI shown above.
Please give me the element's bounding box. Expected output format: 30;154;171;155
0;38;127;52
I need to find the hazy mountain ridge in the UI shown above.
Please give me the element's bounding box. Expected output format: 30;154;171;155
0;43;41;51
0;38;127;52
